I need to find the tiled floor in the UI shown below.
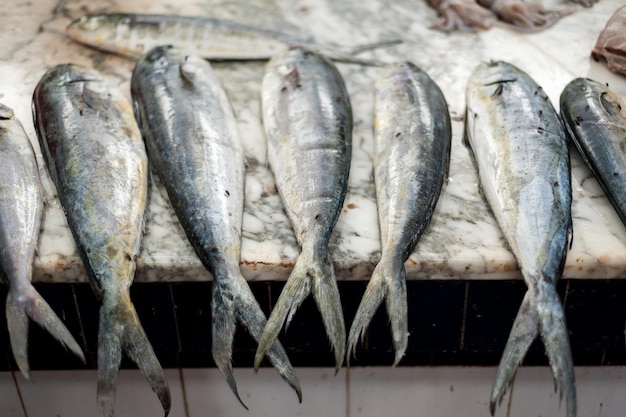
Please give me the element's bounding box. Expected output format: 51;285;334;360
1;366;624;417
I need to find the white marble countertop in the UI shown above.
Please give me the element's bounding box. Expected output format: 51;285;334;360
1;0;626;283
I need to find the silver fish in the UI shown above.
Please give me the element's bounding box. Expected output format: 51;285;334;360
464;61;575;417
347;62;451;366
66;13;399;64
130;46;301;406
0;103;84;377
256;47;351;371
561;78;626;226
32;64;170;417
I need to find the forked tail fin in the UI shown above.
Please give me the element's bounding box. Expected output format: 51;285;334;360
6;284;85;378
490;283;575;417
254;246;345;371
211;275;302;407
97;294;170;417
347;258;407;366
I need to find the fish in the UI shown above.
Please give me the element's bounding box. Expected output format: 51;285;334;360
560;77;626;227
256;47;352;371
0;103;84;378
130;46;301;406
66;13;400;65
32;64;170;417
464;61;575;417
347;62;451;365
592;6;626;76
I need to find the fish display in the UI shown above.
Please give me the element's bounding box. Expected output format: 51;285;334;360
426;0;575;32
66;13;399;64
560;77;626;226
0;103;84;378
347;62;451;365
592;5;626;76
130;46;301;406
256;47;352;371
464;61;575;416
32;64;170;417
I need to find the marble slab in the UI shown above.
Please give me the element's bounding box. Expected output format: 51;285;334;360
1;0;625;283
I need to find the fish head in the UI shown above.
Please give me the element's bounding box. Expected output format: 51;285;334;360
66;14;140;58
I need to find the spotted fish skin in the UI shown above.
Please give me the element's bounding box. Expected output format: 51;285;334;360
256;47;352;371
0;103;84;378
32;64;170;417
131;46;301;406
347;62;451;366
561;77;626;226
464;61;575;417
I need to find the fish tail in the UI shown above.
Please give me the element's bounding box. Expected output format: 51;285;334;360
347;258;407;366
97;294;170;417
6;284;85;378
255;246;345;371
490;283;575;417
217;275;302;402
490;291;538;414
537;284;576;417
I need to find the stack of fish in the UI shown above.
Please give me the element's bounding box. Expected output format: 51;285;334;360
2;8;626;417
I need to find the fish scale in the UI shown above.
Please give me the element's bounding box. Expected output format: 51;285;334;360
464;60;575;417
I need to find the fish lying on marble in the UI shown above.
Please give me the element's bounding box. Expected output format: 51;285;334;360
592;6;626;76
347;62;451;365
66;13;399;64
0;103;84;378
464;61;575;417
426;0;575;32
131;46;301;406
560;78;626;227
256;47;351;371
32;64;170;417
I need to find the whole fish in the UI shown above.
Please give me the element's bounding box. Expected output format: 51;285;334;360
560;78;626;226
256;47;352;370
464;61;575;417
66;13;398;64
32;64;170;417
131;46;301;406
347;62;451;365
0;103;84;377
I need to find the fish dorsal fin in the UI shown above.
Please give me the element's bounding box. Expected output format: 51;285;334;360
0;103;14;120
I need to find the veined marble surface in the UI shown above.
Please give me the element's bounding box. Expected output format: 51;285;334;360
1;0;625;283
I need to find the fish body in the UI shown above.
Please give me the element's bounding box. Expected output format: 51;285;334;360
0;103;84;377
32;64;170;417
256;47;352;370
66;13;398;64
131;46;300;405
347;62;451;365
561;78;626;226
464;61;575;416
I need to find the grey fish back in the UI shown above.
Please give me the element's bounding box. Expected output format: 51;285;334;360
561;77;626;226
